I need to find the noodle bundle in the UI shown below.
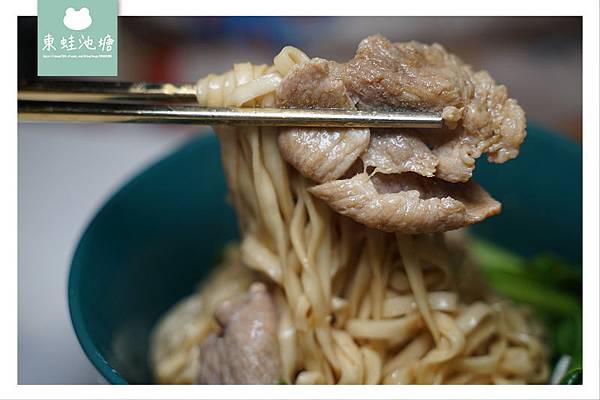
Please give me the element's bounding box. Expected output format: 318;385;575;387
150;42;548;385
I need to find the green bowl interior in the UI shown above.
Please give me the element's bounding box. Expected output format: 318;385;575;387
68;125;581;384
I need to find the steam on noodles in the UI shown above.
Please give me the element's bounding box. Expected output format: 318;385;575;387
150;38;548;385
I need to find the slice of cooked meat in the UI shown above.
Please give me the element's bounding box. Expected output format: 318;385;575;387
278;127;370;183
308;172;501;234
344;35;526;181
270;34;525;232
276;58;369;183
361;129;438;177
424;127;475;183
196;283;281;384
277;58;353;109
343;36;473;112
275;34;526;183
462;70;527;164
427;73;527;182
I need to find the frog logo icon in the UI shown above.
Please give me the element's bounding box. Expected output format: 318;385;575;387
63;7;93;31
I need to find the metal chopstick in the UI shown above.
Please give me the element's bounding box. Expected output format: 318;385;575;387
18;100;443;129
17;80;443;128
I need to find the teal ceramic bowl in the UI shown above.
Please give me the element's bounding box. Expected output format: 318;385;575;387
68;125;582;384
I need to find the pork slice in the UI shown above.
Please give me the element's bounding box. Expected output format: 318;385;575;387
361;129;438;177
278;127;370;183
275;35;526;184
308;172;501;234
276;58;369;182
344;35;525;181
196;283;281;384
422;127;476;183
276;58;353;109
461;70;527;164
343;35;473;111
423;71;528;182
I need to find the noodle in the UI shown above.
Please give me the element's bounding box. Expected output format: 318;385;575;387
150;45;548;385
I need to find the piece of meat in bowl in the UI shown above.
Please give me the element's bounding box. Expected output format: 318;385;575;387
195;282;281;384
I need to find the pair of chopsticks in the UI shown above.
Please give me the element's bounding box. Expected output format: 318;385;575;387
17;80;443;129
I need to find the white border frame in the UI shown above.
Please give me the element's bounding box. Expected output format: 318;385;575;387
4;0;599;399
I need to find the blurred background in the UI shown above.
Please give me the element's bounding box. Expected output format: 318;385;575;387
18;17;582;383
